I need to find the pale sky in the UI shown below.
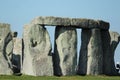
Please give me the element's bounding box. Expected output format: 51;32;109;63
0;0;120;63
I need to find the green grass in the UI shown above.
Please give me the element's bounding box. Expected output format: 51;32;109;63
0;75;120;80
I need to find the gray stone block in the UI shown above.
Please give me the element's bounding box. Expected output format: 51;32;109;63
101;31;120;75
78;28;103;75
87;28;103;75
0;23;13;75
22;24;53;76
77;29;91;75
53;26;77;76
31;16;109;30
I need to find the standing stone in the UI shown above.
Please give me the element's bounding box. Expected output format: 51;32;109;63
12;34;23;73
0;23;13;75
53;26;77;76
77;29;91;75
78;28;103;75
87;28;103;75
110;31;120;52
101;30;120;75
22;24;53;76
110;31;120;75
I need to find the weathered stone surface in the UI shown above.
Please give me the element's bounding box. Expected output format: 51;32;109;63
0;23;13;75
110;31;120;51
78;28;103;75
53;26;77;76
101;31;120;75
22;24;53;76
77;29;91;75
12;37;23;73
110;32;120;75
32;16;71;26
87;28;103;75
31;16;109;30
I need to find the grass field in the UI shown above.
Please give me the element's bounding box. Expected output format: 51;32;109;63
0;75;120;80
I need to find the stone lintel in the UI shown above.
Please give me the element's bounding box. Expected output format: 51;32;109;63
31;16;109;30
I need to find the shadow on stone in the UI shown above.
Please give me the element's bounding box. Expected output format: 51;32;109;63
12;54;21;74
52;52;63;76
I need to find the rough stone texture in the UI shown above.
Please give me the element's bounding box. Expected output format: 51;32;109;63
53;26;77;76
22;24;53;76
77;29;91;75
31;16;109;30
0;23;13;75
101;30;120;75
12;38;23;73
78;28;103;75
87;28;103;75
